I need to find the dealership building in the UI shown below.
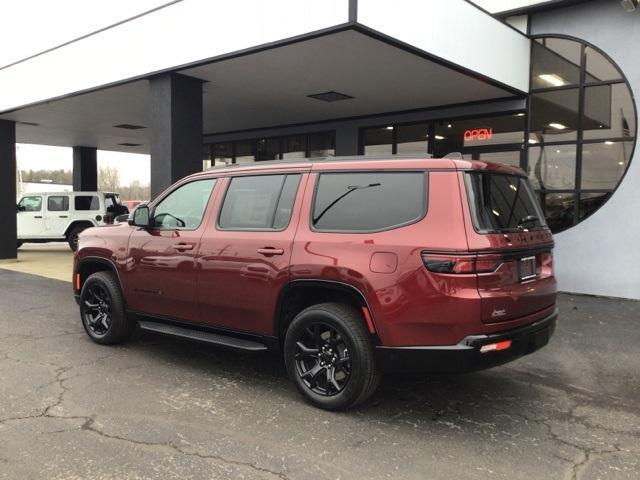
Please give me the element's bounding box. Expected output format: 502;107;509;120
0;0;638;299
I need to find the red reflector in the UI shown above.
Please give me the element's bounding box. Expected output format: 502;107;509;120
480;340;512;353
361;306;376;334
75;273;81;291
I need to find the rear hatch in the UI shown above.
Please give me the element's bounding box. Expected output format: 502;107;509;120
463;171;556;323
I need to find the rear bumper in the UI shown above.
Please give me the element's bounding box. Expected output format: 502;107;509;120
375;309;557;373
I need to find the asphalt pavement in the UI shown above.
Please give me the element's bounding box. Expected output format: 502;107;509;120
0;269;638;479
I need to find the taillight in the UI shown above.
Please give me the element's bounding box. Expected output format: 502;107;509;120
421;253;502;274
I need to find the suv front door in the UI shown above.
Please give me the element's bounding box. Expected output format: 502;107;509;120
17;195;44;238
126;178;217;322
198;173;306;335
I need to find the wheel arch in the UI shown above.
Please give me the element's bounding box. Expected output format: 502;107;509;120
274;280;379;345
77;256;124;294
64;220;96;238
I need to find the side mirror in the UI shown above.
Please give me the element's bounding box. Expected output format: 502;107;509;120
129;205;151;227
16;205;25;212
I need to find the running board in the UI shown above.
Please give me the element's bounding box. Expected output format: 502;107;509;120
138;320;268;352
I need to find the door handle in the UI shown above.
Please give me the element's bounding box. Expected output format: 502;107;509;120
257;247;284;256
173;243;194;251
59;215;68;218
34;215;42;219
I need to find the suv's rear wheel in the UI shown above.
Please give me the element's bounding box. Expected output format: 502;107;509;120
284;302;380;410
80;271;134;345
67;225;88;251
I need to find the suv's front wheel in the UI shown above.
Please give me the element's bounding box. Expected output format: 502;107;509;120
284;302;380;410
80;271;134;345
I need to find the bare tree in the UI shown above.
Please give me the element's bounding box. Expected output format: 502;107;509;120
98;166;120;192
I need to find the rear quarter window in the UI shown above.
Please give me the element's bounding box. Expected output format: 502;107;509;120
74;195;100;211
312;171;427;232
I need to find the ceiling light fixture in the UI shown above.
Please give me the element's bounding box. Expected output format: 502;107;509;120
515;113;525;117
538;74;567;87
604;141;615;145
385;126;394;130
548;122;567;130
113;124;146;130
434;135;445;140
307;91;354;102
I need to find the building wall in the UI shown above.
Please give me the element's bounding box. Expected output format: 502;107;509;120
531;0;640;299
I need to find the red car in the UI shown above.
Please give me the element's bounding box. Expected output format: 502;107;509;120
73;157;557;410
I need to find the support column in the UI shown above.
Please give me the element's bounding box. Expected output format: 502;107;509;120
335;125;359;156
72;146;97;191
149;73;203;199
0;120;17;259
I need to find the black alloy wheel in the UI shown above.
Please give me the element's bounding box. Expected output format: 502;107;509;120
82;284;113;337
79;271;134;345
284;302;381;410
294;322;352;396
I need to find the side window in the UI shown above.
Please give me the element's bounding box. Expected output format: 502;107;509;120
153;179;216;229
47;196;69;212
219;174;301;230
312;172;426;232
74;195;100;211
18;196;42;212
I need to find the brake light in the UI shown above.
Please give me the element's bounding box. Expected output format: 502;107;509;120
422;253;502;274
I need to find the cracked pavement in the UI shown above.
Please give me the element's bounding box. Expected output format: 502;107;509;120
0;269;638;479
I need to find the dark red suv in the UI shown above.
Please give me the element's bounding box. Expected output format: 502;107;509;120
73;157;557;410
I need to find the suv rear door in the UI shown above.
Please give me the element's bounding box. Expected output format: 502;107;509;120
197;172;306;335
462;171;556;323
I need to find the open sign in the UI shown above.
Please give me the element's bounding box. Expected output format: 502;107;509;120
464;128;493;142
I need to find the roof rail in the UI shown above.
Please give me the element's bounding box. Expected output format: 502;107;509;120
205;153;434;171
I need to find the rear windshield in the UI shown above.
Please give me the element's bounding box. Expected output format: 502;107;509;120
465;172;547;233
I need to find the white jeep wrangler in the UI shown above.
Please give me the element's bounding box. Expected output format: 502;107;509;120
16;191;128;251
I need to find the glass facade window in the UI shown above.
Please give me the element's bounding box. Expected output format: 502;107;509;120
282;135;306;159
585;47;621;83
213;142;233;166
531;38;582;89
204;132;335;167
583;83;635;140
308;132;335;158
235;141;255;164
528;145;577;190
529;89;579;143
580;141;632;190
527;35;636;232
396;123;429;155
362;127;393;155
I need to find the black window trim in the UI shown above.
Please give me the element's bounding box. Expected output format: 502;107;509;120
150;178;217;231
309;169;429;234
216;172;303;232
73;194;100;211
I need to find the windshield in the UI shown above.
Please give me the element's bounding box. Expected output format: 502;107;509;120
465;172;547;233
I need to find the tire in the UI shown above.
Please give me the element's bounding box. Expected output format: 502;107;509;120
79;271;134;345
67;225;88;251
284;302;381;411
